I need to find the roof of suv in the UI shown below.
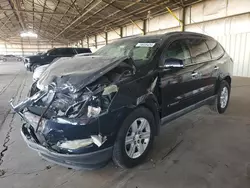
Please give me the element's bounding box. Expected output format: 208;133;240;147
52;47;90;49
164;31;213;39
113;32;213;43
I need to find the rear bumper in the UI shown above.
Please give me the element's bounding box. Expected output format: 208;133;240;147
21;125;113;170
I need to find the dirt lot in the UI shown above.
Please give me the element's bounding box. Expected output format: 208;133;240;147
0;62;250;188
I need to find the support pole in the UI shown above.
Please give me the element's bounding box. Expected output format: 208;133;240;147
81;39;83;47
130;19;144;34
105;32;108;44
143;19;147;35
37;40;40;53
182;7;186;32
166;7;184;31
87;37;89;48
21;39;24;56
4;42;7;55
120;27;123;38
94;35;97;49
110;26;121;38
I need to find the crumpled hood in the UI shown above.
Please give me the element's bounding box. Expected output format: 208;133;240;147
37;55;130;93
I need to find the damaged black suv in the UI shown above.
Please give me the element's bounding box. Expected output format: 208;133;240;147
11;32;232;169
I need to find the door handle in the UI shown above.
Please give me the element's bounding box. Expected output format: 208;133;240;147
191;72;198;77
214;66;219;70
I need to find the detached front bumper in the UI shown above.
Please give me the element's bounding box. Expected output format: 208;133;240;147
11;89;130;169
21;124;113;169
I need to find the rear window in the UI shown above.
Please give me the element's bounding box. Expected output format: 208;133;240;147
206;39;224;60
76;48;91;54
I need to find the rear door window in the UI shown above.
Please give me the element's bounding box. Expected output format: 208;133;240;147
186;38;211;63
59;48;76;56
76;48;91;53
163;39;192;66
50;48;75;56
48;49;58;56
206;39;224;59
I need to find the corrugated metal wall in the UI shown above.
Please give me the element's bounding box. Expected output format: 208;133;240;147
0;39;67;56
183;0;250;77
82;0;250;77
0;0;247;76
215;33;250;77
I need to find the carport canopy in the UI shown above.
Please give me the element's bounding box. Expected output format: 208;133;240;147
0;0;204;44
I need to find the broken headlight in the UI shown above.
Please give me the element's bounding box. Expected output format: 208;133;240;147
57;138;93;150
54;84;118;122
87;106;101;118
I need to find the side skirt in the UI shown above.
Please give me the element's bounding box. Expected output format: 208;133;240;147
160;95;216;126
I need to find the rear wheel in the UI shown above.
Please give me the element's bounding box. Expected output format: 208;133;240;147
210;80;230;114
112;107;155;168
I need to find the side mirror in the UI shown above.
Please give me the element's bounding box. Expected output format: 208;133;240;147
163;58;184;69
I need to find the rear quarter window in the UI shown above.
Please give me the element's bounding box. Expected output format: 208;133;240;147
186;38;211;63
206;39;224;60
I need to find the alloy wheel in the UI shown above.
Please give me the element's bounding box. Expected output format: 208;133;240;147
220;86;229;108
125;118;151;159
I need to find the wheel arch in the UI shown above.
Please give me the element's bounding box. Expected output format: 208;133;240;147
224;75;231;86
138;94;161;136
215;74;232;94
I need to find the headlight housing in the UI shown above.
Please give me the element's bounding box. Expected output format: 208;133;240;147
57;138;93;150
48;84;118;125
25;58;30;63
60;85;118;118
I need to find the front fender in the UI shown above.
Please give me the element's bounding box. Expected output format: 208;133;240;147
137;93;161;135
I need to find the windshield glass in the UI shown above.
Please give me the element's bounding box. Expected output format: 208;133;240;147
93;37;162;67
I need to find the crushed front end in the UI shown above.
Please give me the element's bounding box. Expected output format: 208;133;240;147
10;56;137;169
11;82;119;169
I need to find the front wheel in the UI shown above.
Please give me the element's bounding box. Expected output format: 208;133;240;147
112;107;155;168
210;80;231;114
31;64;39;72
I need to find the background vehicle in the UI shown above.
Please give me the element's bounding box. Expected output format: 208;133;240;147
24;47;91;72
2;55;22;62
11;32;232;169
32;53;92;82
32;64;50;82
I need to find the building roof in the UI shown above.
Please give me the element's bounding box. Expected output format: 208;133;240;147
0;0;204;44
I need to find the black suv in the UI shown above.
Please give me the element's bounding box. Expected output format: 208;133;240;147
11;32;232;169
24;47;91;71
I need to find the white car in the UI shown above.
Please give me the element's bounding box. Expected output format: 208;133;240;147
33;64;50;82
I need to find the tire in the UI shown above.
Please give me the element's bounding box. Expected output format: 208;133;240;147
210;80;230;114
112;107;155;168
3;58;6;62
31;65;39;72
